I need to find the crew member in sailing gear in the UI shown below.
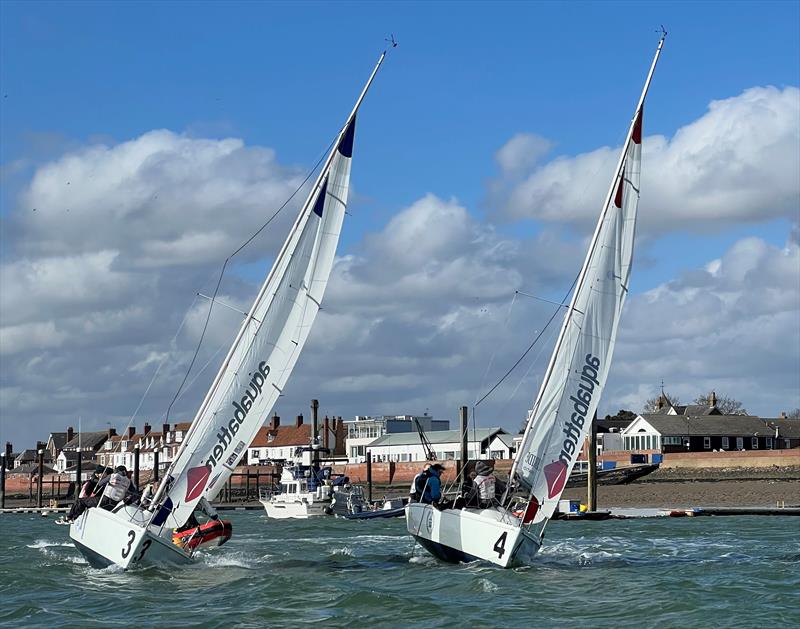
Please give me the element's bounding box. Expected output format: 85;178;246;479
97;466;138;510
410;463;431;502
470;460;497;509
61;466;112;522
419;463;445;504
174;497;221;534
78;465;103;498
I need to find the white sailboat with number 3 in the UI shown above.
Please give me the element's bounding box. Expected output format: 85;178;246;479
406;33;666;567
69;52;387;569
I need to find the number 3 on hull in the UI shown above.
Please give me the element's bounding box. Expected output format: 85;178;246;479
405;32;667;567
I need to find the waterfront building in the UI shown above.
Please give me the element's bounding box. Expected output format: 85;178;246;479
367;427;507;463
344;414;450;463
487;433;517;459
620;415;800;453
246;414;346;464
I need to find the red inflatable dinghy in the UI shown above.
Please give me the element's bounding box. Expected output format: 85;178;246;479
172;519;232;551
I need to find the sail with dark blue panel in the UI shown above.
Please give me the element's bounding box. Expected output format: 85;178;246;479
312;178;328;217
338;115;357;158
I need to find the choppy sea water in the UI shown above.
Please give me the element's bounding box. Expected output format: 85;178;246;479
1;512;798;628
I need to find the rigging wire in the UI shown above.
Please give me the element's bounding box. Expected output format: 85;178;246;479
473;277;577;409
164;136;337;424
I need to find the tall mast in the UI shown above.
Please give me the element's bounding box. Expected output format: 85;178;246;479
150;51;386;513
508;32;666;489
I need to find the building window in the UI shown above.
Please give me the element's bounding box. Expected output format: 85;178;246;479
785;439;791;449
736;437;744;450
722;436;729;450
766;437;773;449
703;437;711;450
751;437;758;449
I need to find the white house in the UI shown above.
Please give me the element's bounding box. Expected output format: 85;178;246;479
344;414;450;463
487;433;516;459
367;427;507;463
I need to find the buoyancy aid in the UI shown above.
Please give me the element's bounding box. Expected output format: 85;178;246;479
102;472;131;503
474;474;496;501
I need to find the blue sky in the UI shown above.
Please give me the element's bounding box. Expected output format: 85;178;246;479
1;1;798;446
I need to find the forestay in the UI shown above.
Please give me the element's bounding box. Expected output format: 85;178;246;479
152;55;384;530
511;35;663;523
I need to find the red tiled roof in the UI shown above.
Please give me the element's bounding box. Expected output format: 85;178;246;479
249;425;311;448
174;422;192;431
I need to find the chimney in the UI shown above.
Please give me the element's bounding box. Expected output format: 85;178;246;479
296;414;303;428
107;427;117;439
268;413;280;431
709;391;717;408
162;423;170;435
780;411;787;419
128;426;135;439
323;416;330;450
143;423;151;435
311;400;319;445
67;426;74;442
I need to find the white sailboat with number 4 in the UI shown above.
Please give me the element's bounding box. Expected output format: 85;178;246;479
406;33;666;567
69;52;387;569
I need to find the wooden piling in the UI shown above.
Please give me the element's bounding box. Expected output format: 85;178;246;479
133;443;140;489
587;411;598;511
459;406;468;478
366;451;373;504
37;449;44;508
0;453;5;509
75;447;82;493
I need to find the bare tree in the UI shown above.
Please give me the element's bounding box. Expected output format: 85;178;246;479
642;393;681;414
787;408;800;419
694;393;748;415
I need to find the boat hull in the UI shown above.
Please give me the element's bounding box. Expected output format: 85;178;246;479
69;506;192;569
259;498;329;519
405;503;541;568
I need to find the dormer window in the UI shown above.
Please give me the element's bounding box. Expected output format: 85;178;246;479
268;434;275;443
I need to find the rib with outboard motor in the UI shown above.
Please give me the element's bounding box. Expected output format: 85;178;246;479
68;52;387;569
406;33;667;567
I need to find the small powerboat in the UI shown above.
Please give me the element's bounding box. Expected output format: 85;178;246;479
172;519;232;551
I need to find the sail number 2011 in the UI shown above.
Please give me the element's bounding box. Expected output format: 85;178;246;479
493;531;508;558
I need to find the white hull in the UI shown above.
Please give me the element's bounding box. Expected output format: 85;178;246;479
69;506;192;569
405;503;541;568
260;497;330;519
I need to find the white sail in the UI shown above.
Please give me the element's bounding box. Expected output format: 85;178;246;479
513;111;642;522
153;57;384;530
406;33;666;568
511;37;666;525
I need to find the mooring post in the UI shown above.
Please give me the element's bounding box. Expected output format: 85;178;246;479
153;447;160;483
75;447;82;497
246;468;251;500
133;443;140;489
459;406;469;478
366;450;373;504
0;453;6;509
588;410;598;511
311;399;319;445
37;449;44;508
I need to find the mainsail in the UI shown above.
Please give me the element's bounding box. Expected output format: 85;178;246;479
510;36;664;524
152;54;385;529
